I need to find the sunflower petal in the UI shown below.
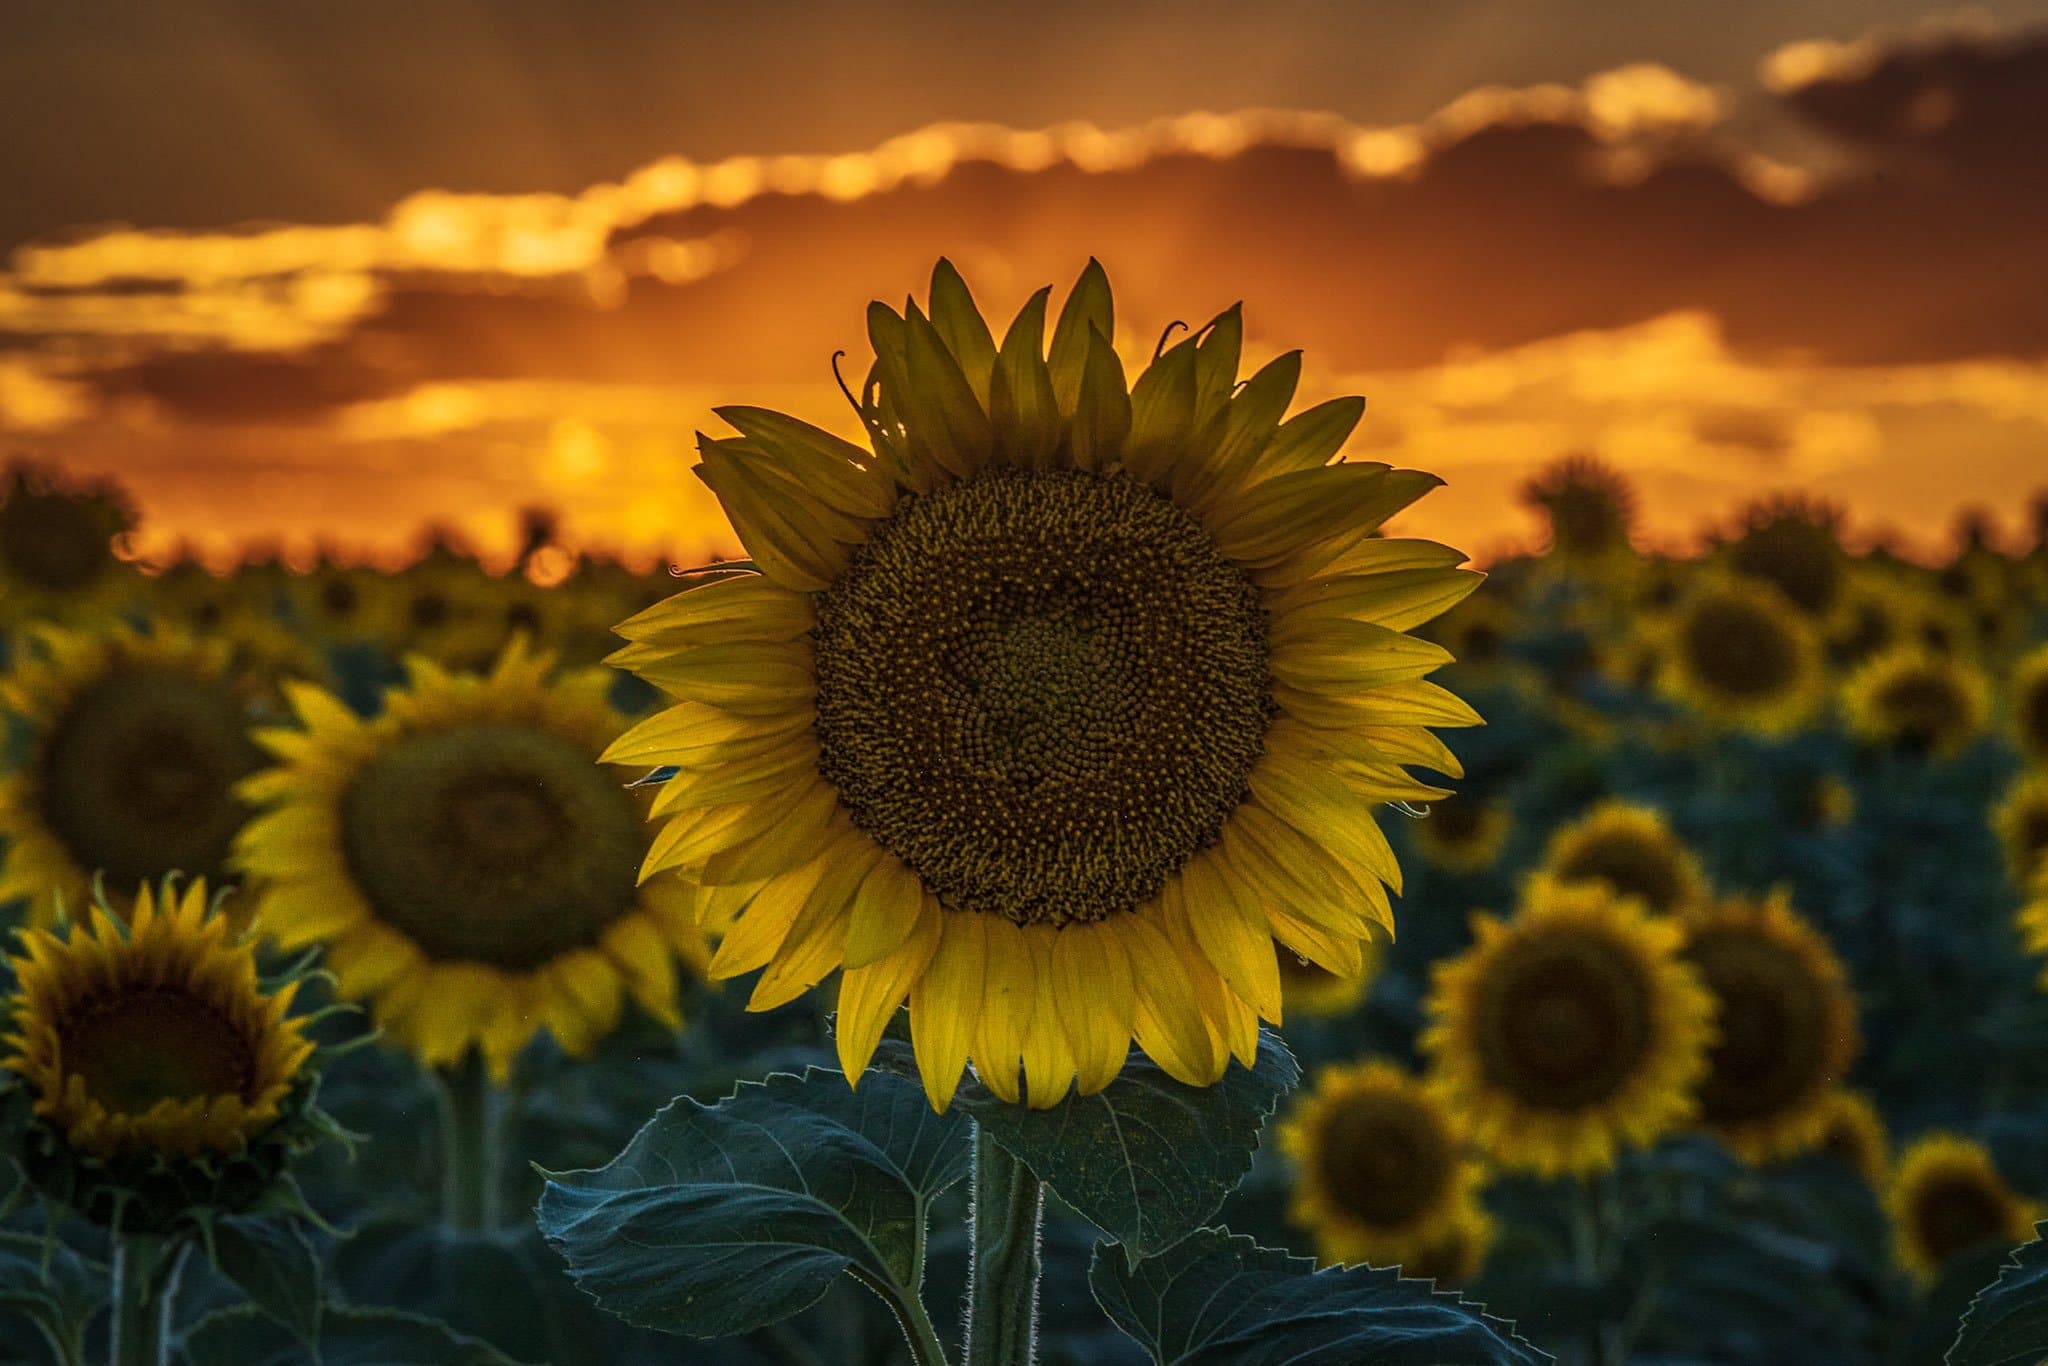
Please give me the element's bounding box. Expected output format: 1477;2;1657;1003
990;286;1060;469
1048;258;1113;416
909;912;988;1112
836;893;943;1079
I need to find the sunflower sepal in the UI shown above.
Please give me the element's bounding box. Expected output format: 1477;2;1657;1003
1087;1227;1551;1364
866;1027;1300;1262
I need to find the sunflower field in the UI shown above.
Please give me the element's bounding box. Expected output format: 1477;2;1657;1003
2;263;2048;1366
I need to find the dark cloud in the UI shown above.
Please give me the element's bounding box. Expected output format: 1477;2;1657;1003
51;24;2048;427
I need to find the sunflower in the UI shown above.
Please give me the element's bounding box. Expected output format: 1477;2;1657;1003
1992;770;2048;888
1278;936;1383;1017
232;640;707;1078
1720;500;1846;620
1414;794;1513;874
1792;774;1857;832
2009;644;2048;764
1521;455;1636;563
286;562;402;644
0;461;138;626
604;260;1481;1111
1653;574;1824;734
1279;1060;1484;1268
1681;891;1858;1163
3;877;312;1165
1888;1134;2038;1283
1822;569;1907;670
1841;645;1989;757
1813;1089;1889;1188
1399;1199;1495;1286
1421;877;1715;1177
0;626;268;925
1540;800;1706;918
1420;591;1515;675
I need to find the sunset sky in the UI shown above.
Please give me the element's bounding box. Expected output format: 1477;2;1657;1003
7;2;2048;567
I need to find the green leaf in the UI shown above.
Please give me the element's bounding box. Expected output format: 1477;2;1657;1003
0;1229;104;1365
535;1067;970;1339
181;1305;525;1366
870;1030;1299;1259
1090;1228;1552;1365
1949;1222;2048;1366
207;1214;322;1344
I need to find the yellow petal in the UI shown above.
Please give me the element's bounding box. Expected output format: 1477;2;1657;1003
909;912;989;1112
706;859;826;979
1178;854;1282;1022
836;894;943;1079
842;854;929;970
973;917;1037;1104
1020;926;1077;1108
1125;912;1218;1085
1051;922;1135;1095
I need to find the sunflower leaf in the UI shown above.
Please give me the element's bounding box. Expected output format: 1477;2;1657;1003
206;1213;323;1345
534;1066;970;1339
870;1029;1299;1259
181;1304;525;1366
1948;1221;2048;1366
0;1229;103;1365
1088;1228;1552;1365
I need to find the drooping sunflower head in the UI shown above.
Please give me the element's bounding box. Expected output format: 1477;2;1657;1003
0;625;269;925
1414;794;1513;874
1720;498;1846;619
1278;1059;1483;1268
233;640;708;1080
1540;800;1706;918
1888;1134;2038;1283
1;878;324;1231
1681;890;1859;1164
1277;936;1383;1017
0;461;137;621
1655;575;1823;734
1814;1089;1890;1188
605;260;1482;1111
2009;644;2048;763
1992;770;2048;889
1521;455;1636;562
1421;877;1716;1177
1841;645;1990;758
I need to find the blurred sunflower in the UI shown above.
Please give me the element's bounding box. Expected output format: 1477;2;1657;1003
1422;877;1715;1177
1399;1200;1495;1287
2;878;312;1164
1792;773;1857;832
286;562;401;644
2016;866;2048;984
2009;644;2048;763
1682;891;1858;1163
1655;576;1823;734
1540;799;1706;918
1279;1060;1484;1268
1720;500;1847;621
1630;555;1688;614
0;626;266;924
1822;569;1906;670
1521;455;1636;564
1992;770;2048;887
1888;1134;2037;1283
0;462;138;625
1419;591;1515;676
1841;646;1989;757
1278;936;1383;1017
233;641;706;1079
606;260;1481;1110
1414;794;1513;874
1813;1089;1890;1188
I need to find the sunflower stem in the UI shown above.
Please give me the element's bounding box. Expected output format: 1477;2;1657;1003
1569;1173;1619;1366
108;1236;188;1366
436;1050;501;1233
964;1124;1042;1366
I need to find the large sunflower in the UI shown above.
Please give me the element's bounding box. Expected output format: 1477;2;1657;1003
1540;800;1706;918
1682;891;1858;1163
3;878;312;1162
1888;1133;2038;1283
1421;876;1715;1177
605;260;1481;1110
1278;1059;1484;1269
0;626;268;924
0;462;138;626
233;641;707;1078
1841;645;1989;757
1653;575;1824;734
2009;644;2048;764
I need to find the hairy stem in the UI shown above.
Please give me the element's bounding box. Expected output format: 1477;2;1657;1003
964;1125;1042;1366
108;1237;188;1366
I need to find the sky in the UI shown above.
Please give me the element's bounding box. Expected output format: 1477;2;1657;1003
6;1;2048;567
